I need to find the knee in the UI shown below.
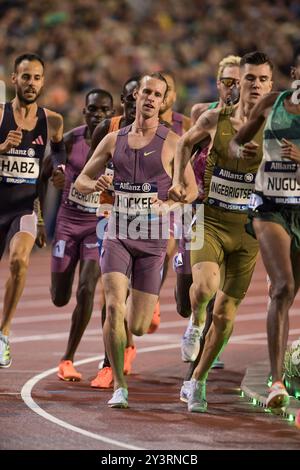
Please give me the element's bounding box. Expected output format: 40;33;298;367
51;283;70;307
271;280;295;305
176;298;191;318
190;283;213;306
212;312;234;338
9;254;29;278
76;281;95;304
52;289;69;307
105;302;126;329
130;324;144;336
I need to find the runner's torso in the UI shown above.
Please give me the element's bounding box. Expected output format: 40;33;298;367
253;90;300;206
0;102;47;213
204;106;263;213
61;125;99;218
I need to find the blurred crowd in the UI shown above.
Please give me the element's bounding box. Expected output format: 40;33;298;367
0;0;300;130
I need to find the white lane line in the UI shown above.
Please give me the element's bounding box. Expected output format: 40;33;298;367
1;295;271;311
10;329;100;343
12;328;300;346
230;328;300;343
21;343;179;451
13;313;75;324
11;307;300;327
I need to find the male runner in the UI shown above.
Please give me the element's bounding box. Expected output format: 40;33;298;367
170;52;273;412
50;89;115;381
0;53;65;367
76;73;197;408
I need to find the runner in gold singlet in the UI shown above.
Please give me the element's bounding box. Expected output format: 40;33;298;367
170;51;274;412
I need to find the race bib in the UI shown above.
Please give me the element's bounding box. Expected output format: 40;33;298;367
208;166;255;211
53;240;66;258
173;252;184;269
262;161;300;204
0;154;39;184
67;182;100;212
114;181;158;217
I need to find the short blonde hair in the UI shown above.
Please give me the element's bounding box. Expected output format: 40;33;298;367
217;55;241;81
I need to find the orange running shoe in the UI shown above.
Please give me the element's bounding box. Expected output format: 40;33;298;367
123;345;137;375
90;367;113;389
147;301;160;334
57;360;82;381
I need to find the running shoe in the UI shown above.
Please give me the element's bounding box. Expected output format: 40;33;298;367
108;387;128;408
266;381;290;409
188;378;207;413
90;366;113;389
181;317;203;362
211;356;224;369
123;345;137;375
180;380;191;403
147;302;160;334
0;332;11;368
57;360;82;381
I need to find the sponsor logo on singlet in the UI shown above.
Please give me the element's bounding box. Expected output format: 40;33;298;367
0;153;39;184
114;181;158;216
67;182;100;213
263;161;300;203
208;166;255;211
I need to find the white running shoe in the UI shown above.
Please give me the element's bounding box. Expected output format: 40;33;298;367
188;378;207;413
180;380;191;403
266;381;289;409
0;332;11;368
181;318;203;362
108;387;129;408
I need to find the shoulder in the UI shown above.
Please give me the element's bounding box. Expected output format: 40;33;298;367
99;127;119;148
191;102;210;123
196;106;220;129
165;128;179;147
92;119;110;147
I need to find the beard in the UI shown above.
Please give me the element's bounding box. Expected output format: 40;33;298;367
17;87;39;104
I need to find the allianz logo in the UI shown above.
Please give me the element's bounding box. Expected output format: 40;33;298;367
8;147;36;157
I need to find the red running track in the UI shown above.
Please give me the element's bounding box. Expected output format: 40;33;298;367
1;248;300;450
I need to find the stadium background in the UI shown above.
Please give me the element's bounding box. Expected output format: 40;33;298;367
1;0;300;130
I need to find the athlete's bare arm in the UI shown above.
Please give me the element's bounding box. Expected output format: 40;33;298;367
229;92;279;160
172;107;220;190
75;131;117;194
45;109;64;142
0;104;22;154
159;130;196;205
183;161;198;203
